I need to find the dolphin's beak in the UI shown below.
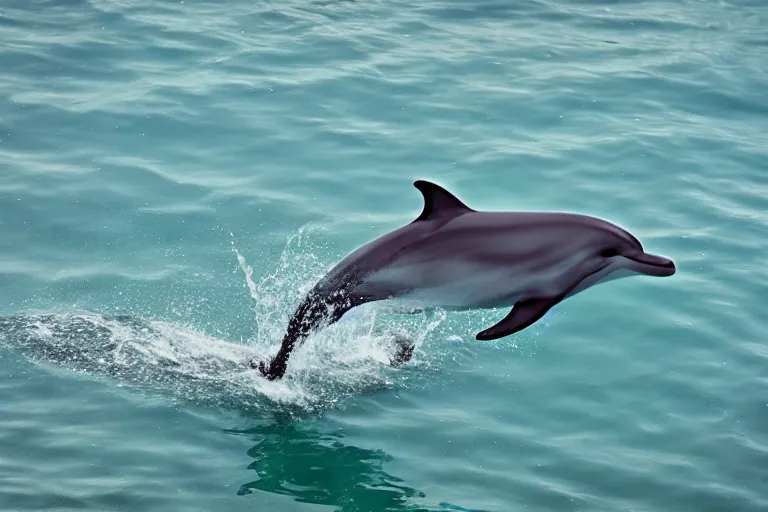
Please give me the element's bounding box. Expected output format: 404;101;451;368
625;251;676;277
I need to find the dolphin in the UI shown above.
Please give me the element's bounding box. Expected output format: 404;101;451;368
255;180;676;380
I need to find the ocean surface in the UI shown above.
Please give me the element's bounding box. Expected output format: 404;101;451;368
1;0;767;510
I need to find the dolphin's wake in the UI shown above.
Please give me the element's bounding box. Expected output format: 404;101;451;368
0;226;457;415
0;310;444;415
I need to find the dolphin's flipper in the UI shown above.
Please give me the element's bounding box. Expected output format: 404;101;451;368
475;297;559;341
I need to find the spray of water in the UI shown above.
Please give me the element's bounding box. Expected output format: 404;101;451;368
0;225;456;416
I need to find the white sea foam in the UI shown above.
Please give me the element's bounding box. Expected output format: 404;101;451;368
1;227;452;415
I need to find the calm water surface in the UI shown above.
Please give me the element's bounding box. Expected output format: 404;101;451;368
1;0;767;511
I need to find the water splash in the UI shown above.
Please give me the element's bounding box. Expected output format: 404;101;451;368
0;227;451;415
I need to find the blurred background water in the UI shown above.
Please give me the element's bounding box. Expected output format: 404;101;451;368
1;0;767;511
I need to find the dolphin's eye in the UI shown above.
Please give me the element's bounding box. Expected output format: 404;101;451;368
601;248;619;258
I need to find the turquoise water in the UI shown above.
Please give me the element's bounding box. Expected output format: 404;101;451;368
1;0;767;510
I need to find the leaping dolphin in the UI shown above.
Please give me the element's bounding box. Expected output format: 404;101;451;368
255;180;676;380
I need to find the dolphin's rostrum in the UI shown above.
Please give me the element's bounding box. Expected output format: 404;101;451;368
255;180;676;380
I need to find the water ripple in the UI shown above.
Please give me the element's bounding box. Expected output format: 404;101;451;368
2;0;767;510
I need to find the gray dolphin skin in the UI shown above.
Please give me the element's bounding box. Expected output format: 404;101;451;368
255;180;676;380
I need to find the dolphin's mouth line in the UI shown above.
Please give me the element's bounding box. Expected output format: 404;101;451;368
623;251;676;277
588;263;610;276
626;256;667;268
628;258;671;269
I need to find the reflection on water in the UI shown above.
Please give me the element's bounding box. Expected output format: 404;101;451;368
229;420;426;511
227;420;492;512
1;313;490;511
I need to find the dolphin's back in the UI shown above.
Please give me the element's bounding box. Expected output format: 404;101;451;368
351;211;609;308
313;219;436;296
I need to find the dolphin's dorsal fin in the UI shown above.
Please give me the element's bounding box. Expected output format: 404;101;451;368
413;180;474;222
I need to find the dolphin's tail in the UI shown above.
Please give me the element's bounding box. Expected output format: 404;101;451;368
254;292;351;380
254;291;416;380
